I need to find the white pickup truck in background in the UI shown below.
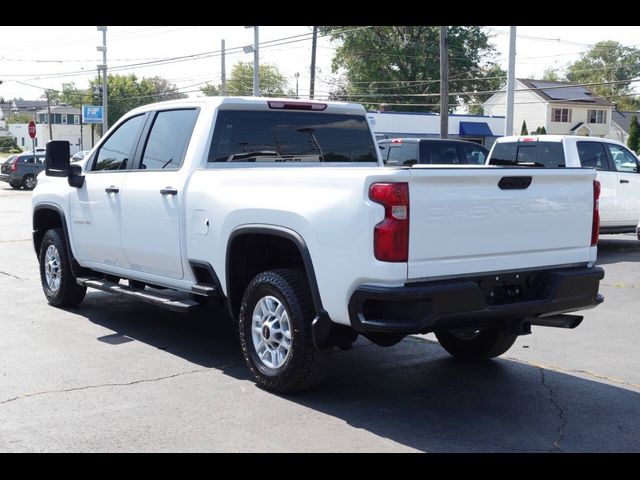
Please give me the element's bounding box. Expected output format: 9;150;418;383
32;98;604;393
488;135;640;235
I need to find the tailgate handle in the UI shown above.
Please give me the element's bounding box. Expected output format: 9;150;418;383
498;176;532;190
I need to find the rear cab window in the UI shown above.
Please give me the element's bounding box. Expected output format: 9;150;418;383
381;142;418;166
489;141;565;167
208;111;378;164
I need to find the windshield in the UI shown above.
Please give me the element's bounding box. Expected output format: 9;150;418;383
208;111;378;163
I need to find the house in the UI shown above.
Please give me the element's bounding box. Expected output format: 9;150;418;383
483;79;613;137
8;105;99;154
367;111;504;148
608;110;640;145
10;99;48;117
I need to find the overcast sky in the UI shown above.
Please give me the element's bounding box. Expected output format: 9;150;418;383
1;26;638;103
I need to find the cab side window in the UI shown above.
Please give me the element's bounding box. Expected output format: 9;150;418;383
92;114;146;172
139;109;198;170
606;144;639;173
577;141;609;171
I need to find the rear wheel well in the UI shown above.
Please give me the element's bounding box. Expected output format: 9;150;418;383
227;233;309;318
33;208;63;254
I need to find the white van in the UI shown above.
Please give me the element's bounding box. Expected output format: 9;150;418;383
487;135;640;234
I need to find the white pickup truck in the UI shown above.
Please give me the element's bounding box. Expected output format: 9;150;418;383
488;135;640;234
32;97;604;392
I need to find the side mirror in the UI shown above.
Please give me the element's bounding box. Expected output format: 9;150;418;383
45;141;70;177
68;163;85;188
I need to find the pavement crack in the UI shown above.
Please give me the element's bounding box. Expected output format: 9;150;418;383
0;270;24;280
0;366;233;406
539;368;567;451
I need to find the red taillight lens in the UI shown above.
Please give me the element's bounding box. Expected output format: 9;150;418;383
591;179;600;246
369;182;409;262
267;101;327;111
10;159;17;172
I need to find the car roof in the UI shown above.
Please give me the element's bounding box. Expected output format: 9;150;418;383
494;135;627;148
378;137;488;148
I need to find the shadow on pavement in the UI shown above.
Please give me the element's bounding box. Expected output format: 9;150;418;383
75;292;640;453
597;236;640;265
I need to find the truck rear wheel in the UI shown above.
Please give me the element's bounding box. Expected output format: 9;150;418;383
239;269;328;393
435;328;517;360
39;228;86;307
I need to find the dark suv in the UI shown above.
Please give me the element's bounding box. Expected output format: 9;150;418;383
378;138;489;166
0;151;46;190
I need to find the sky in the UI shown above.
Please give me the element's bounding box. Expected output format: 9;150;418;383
1;25;639;103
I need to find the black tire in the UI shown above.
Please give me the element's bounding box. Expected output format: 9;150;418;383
239;269;328;393
435;328;517;361
39;228;86;307
9;182;21;190
22;174;36;190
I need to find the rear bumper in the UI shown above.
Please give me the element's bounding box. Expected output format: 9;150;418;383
348;266;604;334
0;173;17;183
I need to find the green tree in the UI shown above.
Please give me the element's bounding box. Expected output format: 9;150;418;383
320;26;503;112
539;126;547;135
542;67;561;81
628;115;640;152
88;74;186;129
6;112;33;123
565;41;640;111
226;62;291;97
521;120;528;135
200;83;222;96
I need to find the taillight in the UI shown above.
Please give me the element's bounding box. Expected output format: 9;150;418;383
591;179;600;246
267;101;327;111
369;182;409;262
10;158;17;172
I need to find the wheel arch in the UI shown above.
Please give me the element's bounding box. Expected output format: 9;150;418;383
225;225;324;320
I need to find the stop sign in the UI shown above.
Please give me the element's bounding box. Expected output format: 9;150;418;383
28;120;36;139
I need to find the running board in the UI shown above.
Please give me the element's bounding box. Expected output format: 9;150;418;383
77;277;200;313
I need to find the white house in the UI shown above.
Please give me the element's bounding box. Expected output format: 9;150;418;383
8;105;99;154
483;78;613;137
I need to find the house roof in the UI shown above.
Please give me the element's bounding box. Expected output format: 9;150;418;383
35;105;80;115
0;102;11;120
11;99;48;111
612;110;640;133
517;78;613;107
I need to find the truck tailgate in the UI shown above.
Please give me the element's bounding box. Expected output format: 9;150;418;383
407;167;596;281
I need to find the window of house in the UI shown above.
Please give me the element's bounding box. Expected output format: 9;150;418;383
21;137;24;146
92;114;146;171
588;110;607;124
41;114;48;124
139;109;198;170
73;115;80;125
61;114;67;125
552;108;571;123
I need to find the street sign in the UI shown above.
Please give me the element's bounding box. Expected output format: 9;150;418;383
28;120;36;139
82;105;103;124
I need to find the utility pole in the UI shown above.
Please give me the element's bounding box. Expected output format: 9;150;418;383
505;26;517;136
97;26;108;132
46;90;53;140
253;27;259;96
294;72;300;99
221;39;227;96
439;26;449;139
310;26;318;99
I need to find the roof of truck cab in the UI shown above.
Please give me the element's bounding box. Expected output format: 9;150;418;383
495;135;626;147
125;96;367;117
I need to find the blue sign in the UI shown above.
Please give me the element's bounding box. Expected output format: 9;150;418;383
82;105;103;124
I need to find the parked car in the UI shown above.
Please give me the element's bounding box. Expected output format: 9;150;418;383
71;150;91;163
0;151;46;190
487;135;640;235
378;138;489;166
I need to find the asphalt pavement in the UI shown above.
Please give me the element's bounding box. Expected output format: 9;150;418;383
1;185;639;452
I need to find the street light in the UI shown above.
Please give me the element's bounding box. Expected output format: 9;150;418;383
97;26;108;132
245;26;259;96
294;72;299;99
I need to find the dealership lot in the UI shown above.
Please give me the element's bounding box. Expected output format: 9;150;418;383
0;185;639;452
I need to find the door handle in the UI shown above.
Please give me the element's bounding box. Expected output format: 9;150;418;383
620;179;630;184
160;187;178;195
105;186;119;194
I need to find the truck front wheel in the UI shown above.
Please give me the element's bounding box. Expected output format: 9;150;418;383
39;228;86;307
239;269;328;393
435;328;517;360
